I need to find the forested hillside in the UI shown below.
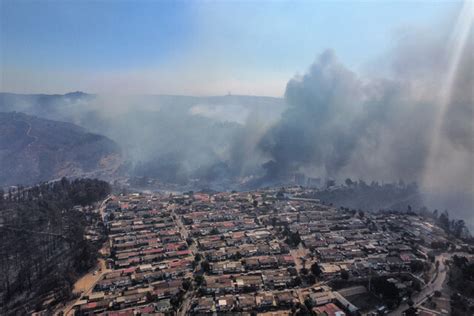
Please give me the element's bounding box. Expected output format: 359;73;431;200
0;178;110;315
298;180;422;212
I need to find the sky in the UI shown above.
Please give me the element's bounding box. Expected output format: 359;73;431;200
0;0;463;97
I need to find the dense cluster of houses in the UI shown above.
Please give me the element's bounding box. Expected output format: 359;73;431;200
70;188;448;315
72;194;193;315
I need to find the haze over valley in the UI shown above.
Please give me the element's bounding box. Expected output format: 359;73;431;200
1;1;473;315
1;17;472;223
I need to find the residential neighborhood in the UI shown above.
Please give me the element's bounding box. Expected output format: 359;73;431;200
67;188;473;315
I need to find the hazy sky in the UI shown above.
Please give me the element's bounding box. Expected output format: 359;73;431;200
0;0;462;96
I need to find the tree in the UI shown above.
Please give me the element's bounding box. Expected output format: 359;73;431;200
296;304;310;316
271;217;277;227
439;210;450;231
293;276;302;286
341;269;349;280
311;262;322;277
170;290;185;310
453;220;466;238
304;297;314;310
452;255;468;268
0;178;110;314
410;260;424;273
182;278;192;291
304;273;316;285
285;230;301;247
201;260;210;273
194;274;205;286
372;277;399;300
404;306;418;316
276;190;285;199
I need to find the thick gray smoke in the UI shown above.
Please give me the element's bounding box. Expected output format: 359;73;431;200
258;15;473;222
0;92;285;187
259;49;433;182
0;5;471;222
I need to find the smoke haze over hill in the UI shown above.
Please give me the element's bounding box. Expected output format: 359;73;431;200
258;8;473;222
0;3;472;225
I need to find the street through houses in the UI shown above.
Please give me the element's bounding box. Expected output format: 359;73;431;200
388;253;450;316
63;189;472;315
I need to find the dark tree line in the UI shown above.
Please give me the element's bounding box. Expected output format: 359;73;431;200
432;209;469;240
449;255;474;314
0;178;110;314
301;180;422;212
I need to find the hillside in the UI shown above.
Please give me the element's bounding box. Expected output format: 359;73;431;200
0;92;286;187
0;178;110;314
297;181;423;212
0;112;122;186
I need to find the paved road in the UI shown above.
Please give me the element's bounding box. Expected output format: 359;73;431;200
388;253;449;315
178;290;195;316
169;203;198;316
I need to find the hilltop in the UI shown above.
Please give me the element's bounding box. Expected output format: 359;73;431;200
0;112;122;186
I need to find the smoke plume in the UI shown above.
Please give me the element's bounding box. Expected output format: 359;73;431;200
259;11;473;221
0;4;472;222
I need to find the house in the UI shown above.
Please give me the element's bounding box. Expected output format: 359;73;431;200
262;270;294;289
277;255;295;267
313;303;346;316
244;257;260;270
235;274;264;291
204;276;235;294
275;291;297;307
237;294;257;311
256;293;275;310
193;297;215;312
259;256;279;269
155;299;172;312
308;291;335;306
216;295;236;312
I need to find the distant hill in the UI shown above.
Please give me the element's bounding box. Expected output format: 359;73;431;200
0;92;286;188
0;92;284;123
0;112;122;186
